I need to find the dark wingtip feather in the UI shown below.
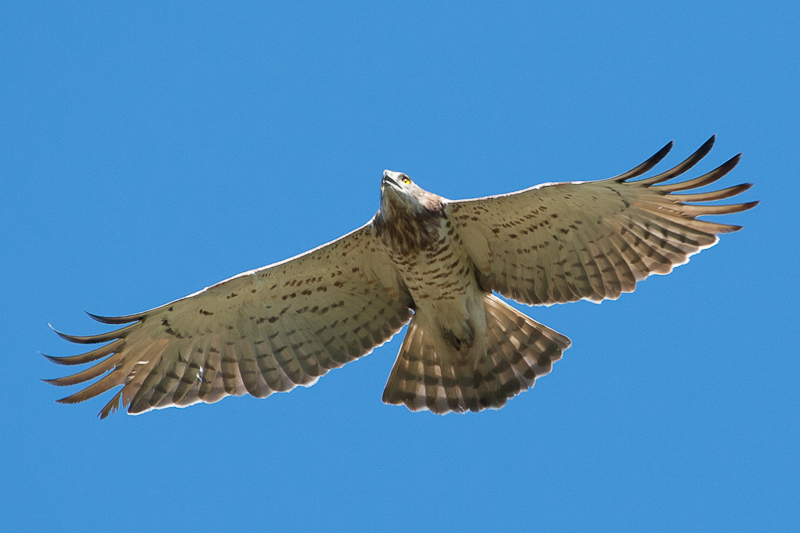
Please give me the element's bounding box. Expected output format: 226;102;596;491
40;352;88;367
680;201;760;216
610;140;674;182
669;182;755;203
49;322;137;345
654;153;743;193
55;394;82;405
85;310;143;325
39;339;123;366
98;391;123;419
697;134;716;160
631;136;719;186
49;323;85;344
689;134;716;163
40;352;63;364
721;153;743;173
42;377;69;386
41;352;122;387
50;327;101;344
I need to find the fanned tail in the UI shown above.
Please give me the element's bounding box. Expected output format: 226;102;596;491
382;295;571;414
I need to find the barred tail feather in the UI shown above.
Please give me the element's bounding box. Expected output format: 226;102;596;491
382;295;571;414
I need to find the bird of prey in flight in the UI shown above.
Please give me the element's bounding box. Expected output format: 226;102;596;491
45;136;756;418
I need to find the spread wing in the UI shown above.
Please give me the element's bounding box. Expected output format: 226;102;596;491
45;222;413;418
447;136;758;305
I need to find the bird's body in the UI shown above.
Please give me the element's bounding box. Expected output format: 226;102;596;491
376;172;487;367
373;170;569;412
45;136;756;418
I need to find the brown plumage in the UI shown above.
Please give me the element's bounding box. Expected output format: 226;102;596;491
45;135;757;418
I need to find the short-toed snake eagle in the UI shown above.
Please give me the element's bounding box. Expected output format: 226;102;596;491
45;136;757;418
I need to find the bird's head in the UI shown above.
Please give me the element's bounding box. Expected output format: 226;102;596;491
379;170;443;222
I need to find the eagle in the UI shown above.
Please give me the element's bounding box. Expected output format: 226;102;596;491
45;136;757;418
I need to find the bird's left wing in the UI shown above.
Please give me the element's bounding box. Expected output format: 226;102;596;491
45;222;413;418
446;136;757;306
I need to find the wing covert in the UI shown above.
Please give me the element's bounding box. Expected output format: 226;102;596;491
447;136;757;306
45;223;413;418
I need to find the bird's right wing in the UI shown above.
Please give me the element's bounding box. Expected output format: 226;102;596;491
447;136;757;306
45;222;413;418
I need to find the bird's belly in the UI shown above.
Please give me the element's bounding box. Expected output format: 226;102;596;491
388;233;487;363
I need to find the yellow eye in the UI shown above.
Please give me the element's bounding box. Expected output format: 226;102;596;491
401;176;411;185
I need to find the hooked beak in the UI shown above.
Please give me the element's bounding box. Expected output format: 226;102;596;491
382;170;399;189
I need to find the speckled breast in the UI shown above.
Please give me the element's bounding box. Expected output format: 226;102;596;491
382;215;478;305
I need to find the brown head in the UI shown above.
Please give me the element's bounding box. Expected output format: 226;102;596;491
374;170;445;256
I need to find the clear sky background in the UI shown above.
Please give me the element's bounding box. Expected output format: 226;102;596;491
2;2;797;531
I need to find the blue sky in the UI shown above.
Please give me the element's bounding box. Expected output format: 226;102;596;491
2;2;797;531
